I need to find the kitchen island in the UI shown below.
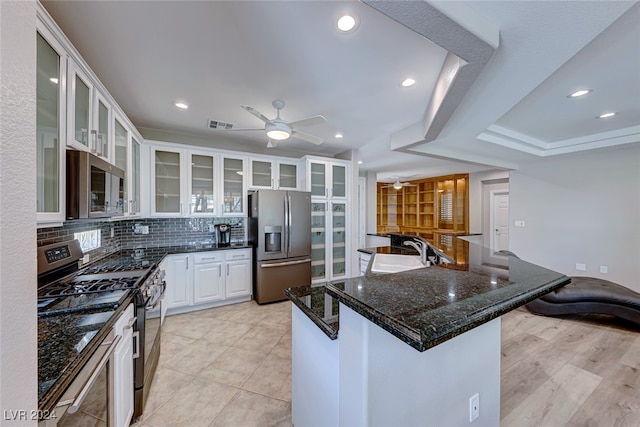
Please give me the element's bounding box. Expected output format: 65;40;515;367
286;236;570;427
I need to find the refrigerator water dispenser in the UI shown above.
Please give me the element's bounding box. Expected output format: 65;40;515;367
264;226;282;252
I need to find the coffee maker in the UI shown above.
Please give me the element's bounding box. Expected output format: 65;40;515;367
215;224;231;247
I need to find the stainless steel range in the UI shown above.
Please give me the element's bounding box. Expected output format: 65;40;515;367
37;240;165;423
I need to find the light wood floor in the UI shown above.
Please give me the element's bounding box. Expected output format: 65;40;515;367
131;301;639;426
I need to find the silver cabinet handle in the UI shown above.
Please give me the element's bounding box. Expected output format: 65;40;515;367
226;264;229;276
200;257;218;261
126;316;137;329
132;330;140;359
67;335;122;414
219;265;222;277
186;257;189;269
90;130;98;153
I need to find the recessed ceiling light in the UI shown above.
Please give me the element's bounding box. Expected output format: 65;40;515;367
49;77;59;84
174;102;189;109
597;112;616;119
401;78;416;87
358;160;363;165
335;132;343;139
337;15;357;32
567;89;592;98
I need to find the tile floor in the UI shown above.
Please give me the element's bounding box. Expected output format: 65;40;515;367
131;300;293;427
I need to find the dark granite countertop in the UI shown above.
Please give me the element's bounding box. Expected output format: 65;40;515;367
287;237;570;352
357;246;419;256
285;284;342;340
38;292;134;412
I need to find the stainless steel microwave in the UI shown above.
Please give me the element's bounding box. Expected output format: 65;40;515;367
66;150;125;219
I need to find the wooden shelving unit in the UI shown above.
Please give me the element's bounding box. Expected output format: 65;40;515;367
377;174;469;239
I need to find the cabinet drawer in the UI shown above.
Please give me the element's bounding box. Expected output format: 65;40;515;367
225;249;252;261
193;252;224;264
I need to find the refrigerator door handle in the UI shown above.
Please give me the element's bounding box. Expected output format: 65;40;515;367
260;258;311;268
283;194;289;256
287;194;293;257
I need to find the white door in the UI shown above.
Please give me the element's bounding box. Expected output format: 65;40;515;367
225;260;251;298
491;192;509;253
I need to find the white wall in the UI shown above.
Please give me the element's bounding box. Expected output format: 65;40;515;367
468;169;510;233
509;143;640;291
0;0;38;422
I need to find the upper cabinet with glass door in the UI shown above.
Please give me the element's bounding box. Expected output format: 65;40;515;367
112;114;142;217
189;151;216;216
36;26;66;224
249;158;299;190
304;157;349;200
221;156;246;215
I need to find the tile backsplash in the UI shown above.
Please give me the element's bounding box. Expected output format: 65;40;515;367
37;217;246;260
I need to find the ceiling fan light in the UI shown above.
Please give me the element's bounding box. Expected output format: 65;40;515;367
266;122;291;140
393;182;403;190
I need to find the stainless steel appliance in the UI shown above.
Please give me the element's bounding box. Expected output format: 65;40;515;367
215;223;231;247
37;240;165;424
249;190;311;304
66;150;125;219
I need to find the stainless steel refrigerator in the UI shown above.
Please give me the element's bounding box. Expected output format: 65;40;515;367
249;190;311;304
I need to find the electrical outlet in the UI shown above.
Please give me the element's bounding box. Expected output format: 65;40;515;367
514;220;525;227
469;393;479;422
576;263;586;271
110;227;114;238
600;266;608;274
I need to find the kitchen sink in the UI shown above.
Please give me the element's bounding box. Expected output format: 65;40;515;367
370;253;424;274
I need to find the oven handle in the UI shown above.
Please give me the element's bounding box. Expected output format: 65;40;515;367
66;334;122;414
145;282;166;310
132;330;140;359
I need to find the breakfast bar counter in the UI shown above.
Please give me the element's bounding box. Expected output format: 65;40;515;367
286;236;570;427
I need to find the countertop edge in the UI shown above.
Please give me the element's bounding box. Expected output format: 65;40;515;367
285;288;338;340
326;275;571;352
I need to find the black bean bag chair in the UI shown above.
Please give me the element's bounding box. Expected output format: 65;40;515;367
498;251;640;327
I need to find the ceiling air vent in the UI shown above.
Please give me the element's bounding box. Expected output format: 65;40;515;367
208;120;234;130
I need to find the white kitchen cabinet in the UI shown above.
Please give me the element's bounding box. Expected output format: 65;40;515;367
36;23;67;225
164;249;252;315
224;250;252;298
249;157;299;190
112;303;135;427
304;156;351;283
189;150;217;215
162;254;191;310
193;252;225;304
150;146;187;216
221;155;247;215
113;113;143;217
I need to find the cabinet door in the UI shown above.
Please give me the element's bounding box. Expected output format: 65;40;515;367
250;159;273;188
331;202;347;278
222;157;245;215
153;149;183;215
68;61;93;149
193;262;224;303
190;153;216;215
225;260;251;298
311;202;327;281
331;164;347;199
114;117;129;213
164;255;191;309
113;304;134;427
309;162;327;197
36;30;66;223
277;162;298;189
95;94;110;158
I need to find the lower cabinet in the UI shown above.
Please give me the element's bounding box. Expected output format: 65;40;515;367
113;303;135;427
162;248;252;315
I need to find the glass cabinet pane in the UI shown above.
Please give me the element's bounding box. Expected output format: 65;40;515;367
279;163;297;189
36;33;60;213
223;158;244;213
332;165;346;198
311;202;326;280
437;179;454;230
74;74;90;147
131;137;140;213
155;150;181;213
97;100;109;157
251;160;272;187
332;203;346;276
310;163;326;197
114;119;128;213
191;154;215;214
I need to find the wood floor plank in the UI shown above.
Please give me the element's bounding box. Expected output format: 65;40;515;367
501;363;602;427
500;353;550;418
620;336;640;369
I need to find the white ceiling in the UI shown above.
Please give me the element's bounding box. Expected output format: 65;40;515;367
41;0;640;182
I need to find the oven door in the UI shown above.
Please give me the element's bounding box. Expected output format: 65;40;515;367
44;330;120;427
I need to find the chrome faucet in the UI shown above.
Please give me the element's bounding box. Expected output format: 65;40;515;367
403;240;429;266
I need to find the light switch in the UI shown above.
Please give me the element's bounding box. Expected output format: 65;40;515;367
514;220;525;227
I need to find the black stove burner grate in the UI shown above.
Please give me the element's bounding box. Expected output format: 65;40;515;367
80;263;149;275
39;277;141;298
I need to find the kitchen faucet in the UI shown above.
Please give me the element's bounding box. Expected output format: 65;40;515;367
403;240;429;266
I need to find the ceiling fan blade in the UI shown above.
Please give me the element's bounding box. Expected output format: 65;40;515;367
288;115;327;129
266;139;278;148
216;128;264;132
291;130;323;145
240;105;272;124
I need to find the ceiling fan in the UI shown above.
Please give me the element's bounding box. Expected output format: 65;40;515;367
382;177;417;190
217;100;327;148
